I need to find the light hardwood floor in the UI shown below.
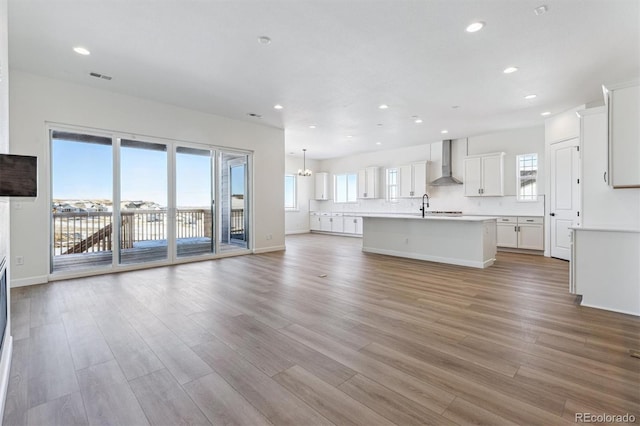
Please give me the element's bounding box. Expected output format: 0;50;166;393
3;234;639;425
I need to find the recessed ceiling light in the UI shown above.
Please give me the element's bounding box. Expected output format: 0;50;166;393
466;22;485;33
451;105;460;109
273;104;283;110
378;104;389;110
376;142;382;145
524;94;537;100
346;135;353;139
258;36;271;45
534;5;548;16
441;130;449;134
73;46;90;55
309;125;316;129
541;111;551;116
503;66;518;74
377;123;383;127
246;113;262;119
415;119;423;124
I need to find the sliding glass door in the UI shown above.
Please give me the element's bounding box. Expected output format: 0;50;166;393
176;146;215;258
119;139;168;265
220;151;249;252
51;131;113;273
50;128;250;274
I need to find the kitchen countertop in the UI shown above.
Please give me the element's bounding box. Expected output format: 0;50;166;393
361;213;498;222
571;225;640;233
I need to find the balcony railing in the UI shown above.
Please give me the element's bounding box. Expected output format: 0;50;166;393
52;208;243;255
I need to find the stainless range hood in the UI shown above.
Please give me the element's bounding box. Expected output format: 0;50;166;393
430;139;462;186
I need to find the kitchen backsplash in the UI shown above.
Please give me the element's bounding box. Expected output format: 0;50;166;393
310;190;545;217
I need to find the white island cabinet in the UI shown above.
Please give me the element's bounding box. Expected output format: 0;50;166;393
362;215;497;268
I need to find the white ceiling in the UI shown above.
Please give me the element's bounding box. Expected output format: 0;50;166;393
7;0;640;159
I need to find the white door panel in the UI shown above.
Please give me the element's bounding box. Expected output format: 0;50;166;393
550;138;580;260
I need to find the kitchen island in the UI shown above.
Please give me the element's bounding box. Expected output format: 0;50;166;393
362;214;497;268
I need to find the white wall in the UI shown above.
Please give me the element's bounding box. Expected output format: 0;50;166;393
0;0;13;417
312;126;545;217
467;126;546;196
9;71;285;286
284;155;319;234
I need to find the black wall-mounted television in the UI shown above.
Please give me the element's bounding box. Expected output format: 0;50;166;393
0;154;38;197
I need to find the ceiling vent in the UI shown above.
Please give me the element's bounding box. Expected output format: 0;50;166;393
89;72;112;81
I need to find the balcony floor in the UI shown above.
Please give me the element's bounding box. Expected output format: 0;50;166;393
52;238;247;273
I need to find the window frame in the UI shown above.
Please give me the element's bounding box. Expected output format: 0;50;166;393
333;172;358;203
284;174;297;210
516;153;538;202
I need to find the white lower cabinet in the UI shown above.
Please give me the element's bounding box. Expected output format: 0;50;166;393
343;216;363;235
310;213;321;231
319;214;332;232
329;215;344;233
310;213;361;236
496;217;519;248
496;216;544;250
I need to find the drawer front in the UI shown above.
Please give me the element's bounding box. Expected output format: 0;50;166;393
497;216;517;223
518;216;543;224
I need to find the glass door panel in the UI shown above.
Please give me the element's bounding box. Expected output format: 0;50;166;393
220;152;249;252
176;146;215;258
50;131;113;273
119;139;168;265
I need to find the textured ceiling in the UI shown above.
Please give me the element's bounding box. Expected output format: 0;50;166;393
8;0;640;159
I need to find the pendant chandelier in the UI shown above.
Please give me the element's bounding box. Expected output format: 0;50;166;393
298;148;312;176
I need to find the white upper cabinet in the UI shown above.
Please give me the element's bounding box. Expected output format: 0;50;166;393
357;167;380;199
604;81;640;188
463;153;505;197
314;172;329;200
399;162;428;198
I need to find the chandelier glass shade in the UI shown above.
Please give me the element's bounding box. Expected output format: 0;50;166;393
298;149;312;176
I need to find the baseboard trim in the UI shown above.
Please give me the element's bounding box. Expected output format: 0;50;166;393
497;247;544;255
285;230;310;235
579;300;640;317
253;245;286;254
11;275;48;288
362;247;494;269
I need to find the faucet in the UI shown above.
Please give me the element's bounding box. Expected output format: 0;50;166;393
420;193;430;218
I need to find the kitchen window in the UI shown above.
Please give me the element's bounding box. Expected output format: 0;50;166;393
386;168;399;202
334;173;357;203
516;153;538;201
284;174;296;210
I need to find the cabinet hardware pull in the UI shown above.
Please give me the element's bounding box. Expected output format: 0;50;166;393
526;219;533;222
603;171;607;183
515;226;518;232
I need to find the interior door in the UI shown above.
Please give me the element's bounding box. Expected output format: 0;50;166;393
550;138;580;260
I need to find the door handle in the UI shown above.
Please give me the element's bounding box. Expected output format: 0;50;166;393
550;213;556;216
